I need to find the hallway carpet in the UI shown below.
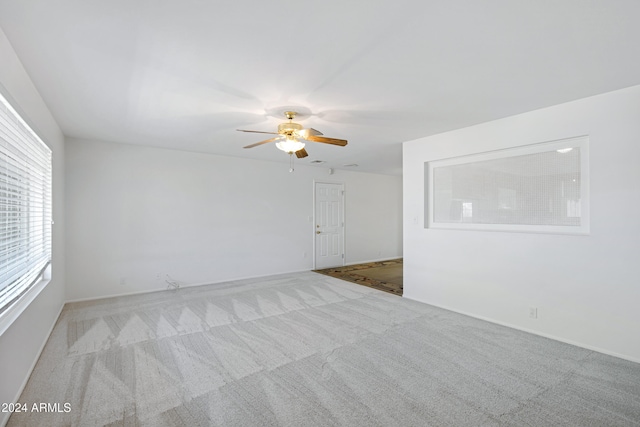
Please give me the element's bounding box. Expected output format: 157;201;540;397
314;259;402;296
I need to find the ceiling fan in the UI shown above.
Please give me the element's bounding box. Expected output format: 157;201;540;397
237;111;348;159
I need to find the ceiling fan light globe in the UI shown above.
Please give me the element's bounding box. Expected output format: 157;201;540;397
276;139;305;154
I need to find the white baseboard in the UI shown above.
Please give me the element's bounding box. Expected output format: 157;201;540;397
64;268;313;304
403;295;640;365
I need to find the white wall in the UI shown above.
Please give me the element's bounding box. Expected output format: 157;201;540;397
403;85;640;362
65;139;402;301
0;28;66;426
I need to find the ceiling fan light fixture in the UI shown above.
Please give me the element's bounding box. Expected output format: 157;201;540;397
275;136;305;154
239;110;346;158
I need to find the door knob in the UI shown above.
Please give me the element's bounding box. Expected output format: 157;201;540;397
316;231;321;234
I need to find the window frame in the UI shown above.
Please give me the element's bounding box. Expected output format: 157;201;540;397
424;136;590;235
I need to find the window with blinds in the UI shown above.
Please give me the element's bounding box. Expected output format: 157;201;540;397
0;92;52;314
425;136;589;234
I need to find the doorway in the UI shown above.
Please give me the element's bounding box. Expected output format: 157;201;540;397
314;181;345;269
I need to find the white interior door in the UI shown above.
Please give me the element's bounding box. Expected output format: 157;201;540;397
314;182;345;269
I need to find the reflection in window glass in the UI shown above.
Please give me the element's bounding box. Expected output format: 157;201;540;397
433;148;581;227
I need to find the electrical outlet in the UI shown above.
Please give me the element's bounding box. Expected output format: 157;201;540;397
529;307;538;319
120;277;126;286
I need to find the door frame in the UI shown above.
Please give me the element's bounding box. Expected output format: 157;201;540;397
313;180;346;270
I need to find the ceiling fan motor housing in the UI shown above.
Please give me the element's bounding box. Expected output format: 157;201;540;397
278;121;303;135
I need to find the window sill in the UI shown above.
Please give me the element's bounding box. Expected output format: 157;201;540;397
0;277;51;337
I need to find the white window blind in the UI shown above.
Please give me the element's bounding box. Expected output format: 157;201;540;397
0;92;52;313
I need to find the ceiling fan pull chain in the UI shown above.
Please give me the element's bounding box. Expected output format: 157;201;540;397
289;153;295;172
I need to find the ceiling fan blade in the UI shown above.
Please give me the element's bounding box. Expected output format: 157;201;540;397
295;148;309;158
298;128;323;139
237;129;279;135
243;136;281;149
306;135;348;146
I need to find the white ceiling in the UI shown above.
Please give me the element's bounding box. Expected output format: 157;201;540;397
1;1;639;175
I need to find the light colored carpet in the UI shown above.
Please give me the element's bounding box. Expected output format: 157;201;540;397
8;271;640;426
